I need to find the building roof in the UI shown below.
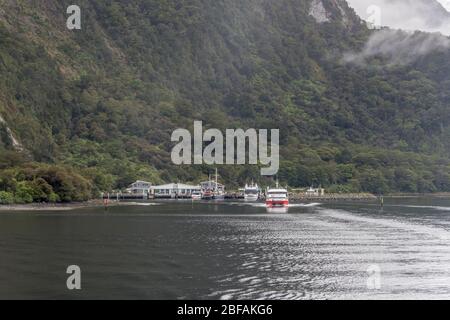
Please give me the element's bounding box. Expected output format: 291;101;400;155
200;181;224;187
127;181;152;189
130;180;151;185
151;183;201;189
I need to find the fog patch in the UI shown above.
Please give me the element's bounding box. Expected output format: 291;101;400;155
343;29;450;65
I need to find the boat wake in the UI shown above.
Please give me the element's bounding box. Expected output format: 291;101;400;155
319;208;450;240
205;204;450;300
390;205;450;212
289;203;322;208
245;202;322;208
126;202;160;206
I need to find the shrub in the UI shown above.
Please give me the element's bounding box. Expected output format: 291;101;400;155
0;191;14;204
48;192;60;203
28;178;54;202
35;166;93;202
14;182;34;204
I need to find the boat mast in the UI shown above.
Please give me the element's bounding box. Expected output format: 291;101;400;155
215;168;218;192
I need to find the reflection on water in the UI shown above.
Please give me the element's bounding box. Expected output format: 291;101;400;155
266;207;289;214
1;197;450;299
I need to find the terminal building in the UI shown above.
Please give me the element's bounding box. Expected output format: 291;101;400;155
126;180;152;196
150;183;202;199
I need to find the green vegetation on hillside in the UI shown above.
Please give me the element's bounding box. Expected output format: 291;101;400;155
1;0;450;202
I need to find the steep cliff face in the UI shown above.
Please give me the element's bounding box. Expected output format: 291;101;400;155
0;115;22;151
310;0;330;23
310;0;360;26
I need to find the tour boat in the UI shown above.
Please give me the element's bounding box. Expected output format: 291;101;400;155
244;182;260;201
191;191;202;200
265;182;289;207
201;168;225;200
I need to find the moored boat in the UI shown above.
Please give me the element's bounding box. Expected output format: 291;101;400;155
202;189;214;200
244;182;260;201
213;192;225;200
191;191;202;200
201;168;225;201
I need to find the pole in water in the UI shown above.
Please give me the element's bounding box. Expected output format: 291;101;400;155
104;194;109;210
380;195;384;207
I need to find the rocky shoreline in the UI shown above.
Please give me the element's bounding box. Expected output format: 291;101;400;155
0;201;98;211
0;200;123;211
0;199;165;211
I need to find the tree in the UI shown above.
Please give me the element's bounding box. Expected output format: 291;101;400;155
0;191;14;204
358;169;389;195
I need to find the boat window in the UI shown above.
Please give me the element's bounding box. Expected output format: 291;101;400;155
268;192;287;196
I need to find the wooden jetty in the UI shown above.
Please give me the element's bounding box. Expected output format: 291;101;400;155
102;193;149;200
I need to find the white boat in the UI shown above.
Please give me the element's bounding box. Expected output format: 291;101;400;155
266;181;289;207
191;191;202;200
201;169;225;200
213;192;225;200
244;182;260;201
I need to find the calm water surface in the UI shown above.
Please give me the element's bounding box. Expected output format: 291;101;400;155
1;197;450;299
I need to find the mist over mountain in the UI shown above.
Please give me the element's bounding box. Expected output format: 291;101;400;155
1;0;450;202
346;0;450;35
344;29;450;65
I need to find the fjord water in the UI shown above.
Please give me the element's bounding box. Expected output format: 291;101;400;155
1;198;450;300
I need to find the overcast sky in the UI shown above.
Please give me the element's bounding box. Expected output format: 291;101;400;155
438;0;450;11
346;0;450;35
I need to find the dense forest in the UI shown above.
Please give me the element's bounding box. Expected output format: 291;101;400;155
1;0;450;203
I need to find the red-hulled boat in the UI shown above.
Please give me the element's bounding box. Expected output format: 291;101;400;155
265;183;289;208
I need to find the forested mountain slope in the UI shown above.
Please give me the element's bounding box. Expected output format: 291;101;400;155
1;0;450;202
